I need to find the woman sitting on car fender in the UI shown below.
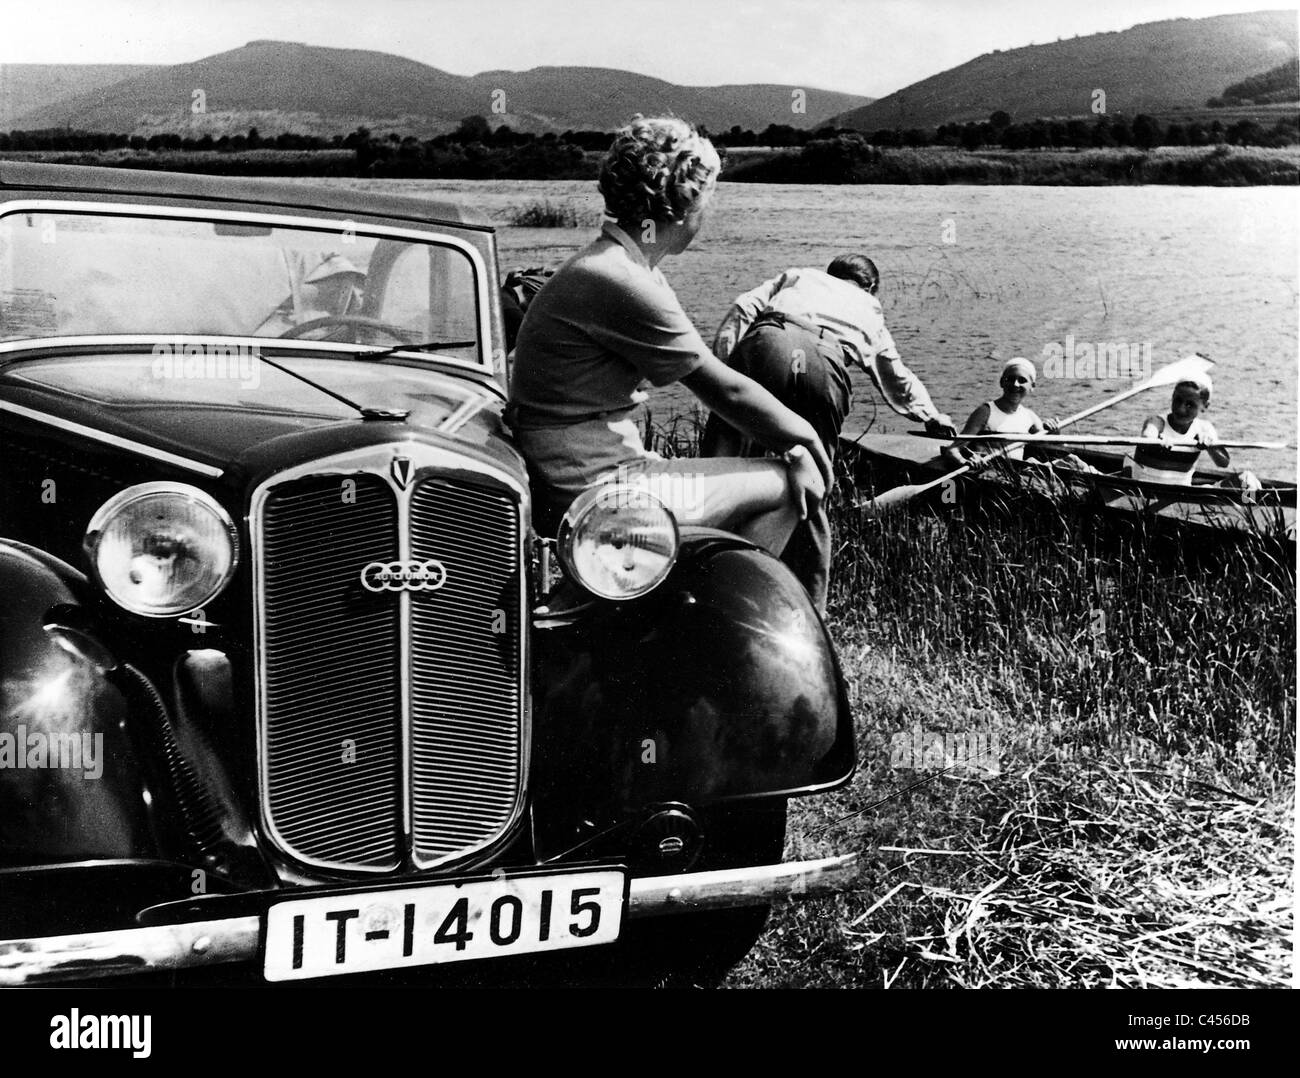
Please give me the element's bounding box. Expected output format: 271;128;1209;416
506;116;831;549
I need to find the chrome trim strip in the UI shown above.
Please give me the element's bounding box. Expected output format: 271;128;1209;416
250;442;531;878
0;855;861;984
0;915;264;986
0;198;496;376
0;399;224;477
396;471;414;859
625;854;861;917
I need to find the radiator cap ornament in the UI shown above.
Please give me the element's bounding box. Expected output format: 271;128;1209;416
391;456;414;490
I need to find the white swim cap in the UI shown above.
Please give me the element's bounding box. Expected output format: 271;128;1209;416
1002;357;1036;383
1177;372;1213;401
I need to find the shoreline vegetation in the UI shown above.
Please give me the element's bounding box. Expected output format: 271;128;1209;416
7;143;1297;187
646;415;1294;988
724;144;1300;186
4;108;1298;185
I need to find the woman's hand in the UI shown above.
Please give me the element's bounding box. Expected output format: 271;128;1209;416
1044;417;1062;434
797;434;834;489
783;445;826;520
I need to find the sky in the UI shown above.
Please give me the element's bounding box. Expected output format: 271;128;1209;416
2;0;1294;97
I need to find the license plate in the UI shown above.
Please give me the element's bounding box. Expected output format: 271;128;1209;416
263;868;625;981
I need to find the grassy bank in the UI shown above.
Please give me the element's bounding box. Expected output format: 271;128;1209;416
674;440;1296;987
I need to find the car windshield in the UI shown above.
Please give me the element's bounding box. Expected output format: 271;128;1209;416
0;206;485;367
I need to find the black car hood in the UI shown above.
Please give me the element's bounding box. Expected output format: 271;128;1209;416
0;349;516;476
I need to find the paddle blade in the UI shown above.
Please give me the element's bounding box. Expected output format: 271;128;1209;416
1056;353;1216;430
1145;354;1213;389
853;483;929;515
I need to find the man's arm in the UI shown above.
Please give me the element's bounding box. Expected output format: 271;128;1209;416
856;309;952;433
712;272;788;360
868;349;954;434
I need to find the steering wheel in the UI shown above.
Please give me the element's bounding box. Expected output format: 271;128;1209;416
277;314;418;344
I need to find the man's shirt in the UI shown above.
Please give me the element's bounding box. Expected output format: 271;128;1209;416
714;267;940;424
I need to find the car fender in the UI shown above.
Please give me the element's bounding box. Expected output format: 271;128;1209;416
531;532;854;853
0;541;156;869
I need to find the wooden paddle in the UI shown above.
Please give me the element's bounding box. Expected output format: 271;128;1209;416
950;434;1293;451
854;354;1216;514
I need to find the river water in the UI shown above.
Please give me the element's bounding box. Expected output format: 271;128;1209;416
318;178;1299;479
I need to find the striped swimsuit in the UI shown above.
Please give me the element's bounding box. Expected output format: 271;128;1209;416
1126;416;1209;485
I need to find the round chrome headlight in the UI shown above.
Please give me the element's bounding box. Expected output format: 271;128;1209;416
557;484;679;600
84;483;239;617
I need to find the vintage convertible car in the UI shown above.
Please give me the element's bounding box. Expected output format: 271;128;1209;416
0;162;857;986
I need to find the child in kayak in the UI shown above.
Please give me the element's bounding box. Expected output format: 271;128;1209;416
1126;374;1230;483
943;357;1059;468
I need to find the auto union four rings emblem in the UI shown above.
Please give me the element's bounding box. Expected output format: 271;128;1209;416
360;558;447;592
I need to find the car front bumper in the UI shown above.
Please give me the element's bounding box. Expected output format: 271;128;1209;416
0;853;860;985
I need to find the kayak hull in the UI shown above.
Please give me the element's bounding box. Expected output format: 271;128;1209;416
839;429;1297;541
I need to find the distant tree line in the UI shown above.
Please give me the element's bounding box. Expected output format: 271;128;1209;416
350;116;605;179
3;107;1297;184
0;126;341;153
718;110;1299;153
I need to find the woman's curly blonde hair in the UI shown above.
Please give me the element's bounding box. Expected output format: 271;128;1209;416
598;116;722;225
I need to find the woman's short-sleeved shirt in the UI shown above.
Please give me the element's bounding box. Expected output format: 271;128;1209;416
507;222;708;491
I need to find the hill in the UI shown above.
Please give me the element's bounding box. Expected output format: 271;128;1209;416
461;67;867;133
5;41;484;139
833;9;1298;132
0;63;161;129
4;41;870;137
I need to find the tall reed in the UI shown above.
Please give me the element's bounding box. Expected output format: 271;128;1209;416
829;478;1296;783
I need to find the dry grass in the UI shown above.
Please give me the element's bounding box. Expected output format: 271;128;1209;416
733;645;1293;989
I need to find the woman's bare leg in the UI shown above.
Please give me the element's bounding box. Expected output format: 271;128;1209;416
623;458;801;555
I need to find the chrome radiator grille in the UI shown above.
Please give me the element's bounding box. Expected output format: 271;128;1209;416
257;457;524;874
261;476;402;869
409;482;522;865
